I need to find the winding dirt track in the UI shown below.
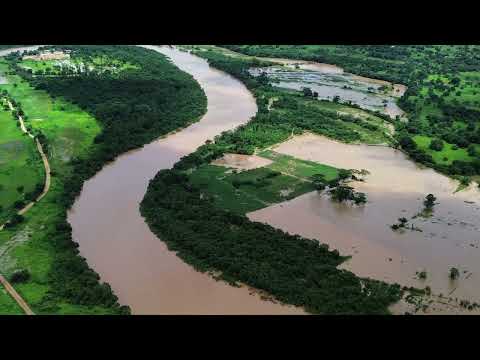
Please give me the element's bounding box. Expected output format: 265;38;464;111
0;101;49;315
0;101;51;229
0;274;34;314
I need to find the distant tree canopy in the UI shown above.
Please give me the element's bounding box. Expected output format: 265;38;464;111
6;45;208;314
140;47;404;314
222;45;480;177
7;45;207;208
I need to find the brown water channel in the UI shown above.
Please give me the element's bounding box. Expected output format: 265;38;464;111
9;45;477;314
248;133;480;310
67;46;303;314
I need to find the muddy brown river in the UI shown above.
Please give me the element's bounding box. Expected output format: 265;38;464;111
67;46;303;314
6;45;479;314
248;133;480;311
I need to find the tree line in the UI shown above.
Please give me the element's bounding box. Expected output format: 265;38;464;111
4;45;207;314
140;48;404;314
223;45;480;177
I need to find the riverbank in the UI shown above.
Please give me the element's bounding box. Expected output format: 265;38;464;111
248;133;480;313
0;97;44;226
0;99;51;231
0;274;34;314
68;45;305;314
0;45;207;314
139;46;404;314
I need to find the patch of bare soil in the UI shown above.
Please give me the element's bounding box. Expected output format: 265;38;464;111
212;153;273;171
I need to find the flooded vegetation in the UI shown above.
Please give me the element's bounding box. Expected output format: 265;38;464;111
140;47;405;315
68;46;303;314
4;44;480;315
248;133;480;313
249;63;406;119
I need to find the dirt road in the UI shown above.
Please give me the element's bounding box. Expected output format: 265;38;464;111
0;274;34;315
0;100;51;229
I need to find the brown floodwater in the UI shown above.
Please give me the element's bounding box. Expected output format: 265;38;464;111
248;133;480;311
67;46;303;314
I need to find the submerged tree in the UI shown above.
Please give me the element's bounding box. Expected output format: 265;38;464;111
424;194;437;209
449;267;460;280
338;169;352;181
398;217;408;227
417;270;427;280
302;87;313;97
311;174;326;192
353;192;367;205
429;138;444;152
329;185;355;202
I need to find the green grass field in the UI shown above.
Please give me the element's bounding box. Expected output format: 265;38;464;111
413;135;476;165
263;87;394;146
310;100;395;144
0;60;101;167
0;60;115;314
410;71;480;132
422;72;480;111
189;165;267;213
260;150;340;180
0;104;44;223
189;151;339;214
0;286;22;314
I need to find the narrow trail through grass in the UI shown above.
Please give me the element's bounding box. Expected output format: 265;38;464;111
0;100;51;230
0;274;34;315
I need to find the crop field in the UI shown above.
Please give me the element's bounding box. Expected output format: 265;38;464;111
0;104;43;223
0;286;22;314
0;60;111;314
189;151;339;214
421;72;480;110
413;135;477;165
0;60;101;166
259;150;339;179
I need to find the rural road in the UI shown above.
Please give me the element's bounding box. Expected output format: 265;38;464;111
0;99;49;315
0;100;51;229
0;274;34;315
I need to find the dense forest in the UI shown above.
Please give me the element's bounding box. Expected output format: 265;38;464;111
223;45;480;85
8;45;207;206
4;45;207;313
141;48;405;314
223;45;480;178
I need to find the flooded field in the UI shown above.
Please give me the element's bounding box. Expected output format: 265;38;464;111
248;133;480;311
68;46;303;314
6;44;477;314
249;65;406;119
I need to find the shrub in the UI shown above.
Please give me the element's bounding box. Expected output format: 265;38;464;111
10;269;31;284
429;138;444;151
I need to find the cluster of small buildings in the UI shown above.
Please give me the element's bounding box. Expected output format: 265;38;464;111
23;50;71;61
